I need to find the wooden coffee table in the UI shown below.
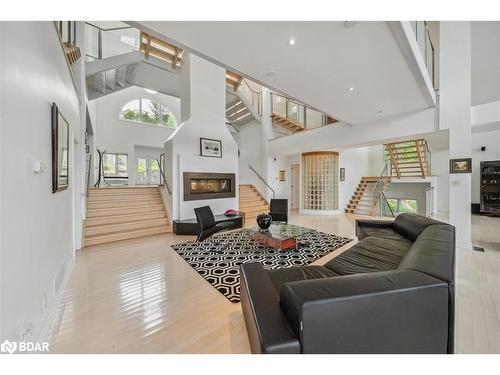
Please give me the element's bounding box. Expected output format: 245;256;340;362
250;230;297;251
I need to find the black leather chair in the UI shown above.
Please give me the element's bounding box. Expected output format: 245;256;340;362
240;213;455;354
269;199;288;223
194;206;235;242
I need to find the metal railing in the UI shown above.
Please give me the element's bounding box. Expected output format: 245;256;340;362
84;22;138;62
158;153;171;195
270;92;336;131
248;164;275;199
372;160;395;218
56;21;77;46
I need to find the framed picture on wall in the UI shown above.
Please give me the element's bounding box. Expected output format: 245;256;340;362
340;167;345;181
51;103;70;193
200;137;222;158
279;170;286;181
449;158;472;174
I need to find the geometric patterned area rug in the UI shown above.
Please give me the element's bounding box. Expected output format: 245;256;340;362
170;224;352;303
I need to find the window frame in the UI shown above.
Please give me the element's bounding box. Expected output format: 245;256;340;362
385;197;418;215
119;98;177;129
103;152;129;179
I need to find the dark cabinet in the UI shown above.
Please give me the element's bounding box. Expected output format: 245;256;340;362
480;160;500;215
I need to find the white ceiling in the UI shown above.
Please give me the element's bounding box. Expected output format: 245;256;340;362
132;21;430;125
472;22;500;106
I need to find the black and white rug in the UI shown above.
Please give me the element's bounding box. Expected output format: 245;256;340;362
170;224;352;303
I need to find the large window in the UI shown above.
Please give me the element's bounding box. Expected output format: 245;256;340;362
386;198;418;215
103;153;128;178
119;99;177;128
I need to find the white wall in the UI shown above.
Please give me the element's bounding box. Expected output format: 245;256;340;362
166;54;239;220
0;22;81;341
94;86;179;185
431;149;450;212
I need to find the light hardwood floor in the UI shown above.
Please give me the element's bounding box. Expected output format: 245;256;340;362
49;212;500;353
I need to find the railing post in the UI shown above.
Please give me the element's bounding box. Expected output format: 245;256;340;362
98;29;103;59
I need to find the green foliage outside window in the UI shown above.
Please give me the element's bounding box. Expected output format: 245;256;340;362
120;99;177;128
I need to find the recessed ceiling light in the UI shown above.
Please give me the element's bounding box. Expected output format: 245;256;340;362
265;70;276;76
144;88;157;94
348;87;355;92
377;110;384;114
288;38;296;46
344;21;357;28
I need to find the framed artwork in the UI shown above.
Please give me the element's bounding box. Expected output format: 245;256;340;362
200;137;222;158
51;103;70;193
450;158;472;174
340;167;345;181
279;170;286;181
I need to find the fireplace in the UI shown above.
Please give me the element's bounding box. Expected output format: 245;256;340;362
183;172;236;201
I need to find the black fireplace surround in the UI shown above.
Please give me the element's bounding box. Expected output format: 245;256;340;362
240;213;455;354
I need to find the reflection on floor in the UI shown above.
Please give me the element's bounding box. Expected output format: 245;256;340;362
49;212;500;353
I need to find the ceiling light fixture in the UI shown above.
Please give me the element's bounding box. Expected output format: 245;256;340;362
288;38;296;46
377;110;384;114
144;88;158;94
348;87;355;92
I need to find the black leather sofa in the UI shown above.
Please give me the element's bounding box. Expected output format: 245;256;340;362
240;213;455;354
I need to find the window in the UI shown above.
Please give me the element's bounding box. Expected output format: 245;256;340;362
119;99;177;128
103;153;128;178
385;198;418;216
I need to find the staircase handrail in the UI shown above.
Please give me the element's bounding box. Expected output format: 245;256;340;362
248;164;275;199
157;153;172;195
381;191;396;218
372;160;392;217
84;22;138;61
238;78;262;115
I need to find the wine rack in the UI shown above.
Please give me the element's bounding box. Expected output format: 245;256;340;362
480;160;500;215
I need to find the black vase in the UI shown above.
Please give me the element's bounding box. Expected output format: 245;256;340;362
256;213;272;230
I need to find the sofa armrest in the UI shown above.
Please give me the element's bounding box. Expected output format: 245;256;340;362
280;270;449;353
240;263;300;353
355;219;394;239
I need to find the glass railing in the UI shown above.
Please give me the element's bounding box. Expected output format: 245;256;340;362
84;22;140;62
410;21;437;90
239;79;262;116
270;92;336;132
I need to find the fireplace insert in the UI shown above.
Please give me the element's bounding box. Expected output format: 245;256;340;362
183;172;236;201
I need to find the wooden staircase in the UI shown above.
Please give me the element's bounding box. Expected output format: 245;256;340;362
239;185;270;223
345;176;391;216
385;139;431;178
271;112;305;133
84;187;172;247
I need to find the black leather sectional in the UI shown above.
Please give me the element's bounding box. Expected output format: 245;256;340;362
240;213;455;354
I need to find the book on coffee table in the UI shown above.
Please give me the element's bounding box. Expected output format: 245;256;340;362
250;230;297;251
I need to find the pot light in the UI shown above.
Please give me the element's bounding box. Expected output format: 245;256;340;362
144;88;158;94
288;38;296;46
348;87;355;92
377;110;384;114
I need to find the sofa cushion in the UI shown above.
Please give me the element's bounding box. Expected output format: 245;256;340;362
324;236;412;275
267;266;338;294
398;224;455;283
357;225;409;242
393;213;442;241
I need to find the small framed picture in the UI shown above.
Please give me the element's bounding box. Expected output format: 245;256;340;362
340;167;345;181
200;138;222;158
450;158;472;174
279;170;286;181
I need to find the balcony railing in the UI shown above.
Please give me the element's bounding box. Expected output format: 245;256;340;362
270;92;337;131
410;21;437;90
84;22;140;62
239;79;262;116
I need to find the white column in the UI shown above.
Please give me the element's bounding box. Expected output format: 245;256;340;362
260;88;273;201
439;22;472;249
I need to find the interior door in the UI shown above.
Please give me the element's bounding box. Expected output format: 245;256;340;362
291;164;300;209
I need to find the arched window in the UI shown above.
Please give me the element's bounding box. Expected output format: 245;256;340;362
119;99;177;128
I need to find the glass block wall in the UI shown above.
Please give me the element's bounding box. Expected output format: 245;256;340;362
302;151;339;211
